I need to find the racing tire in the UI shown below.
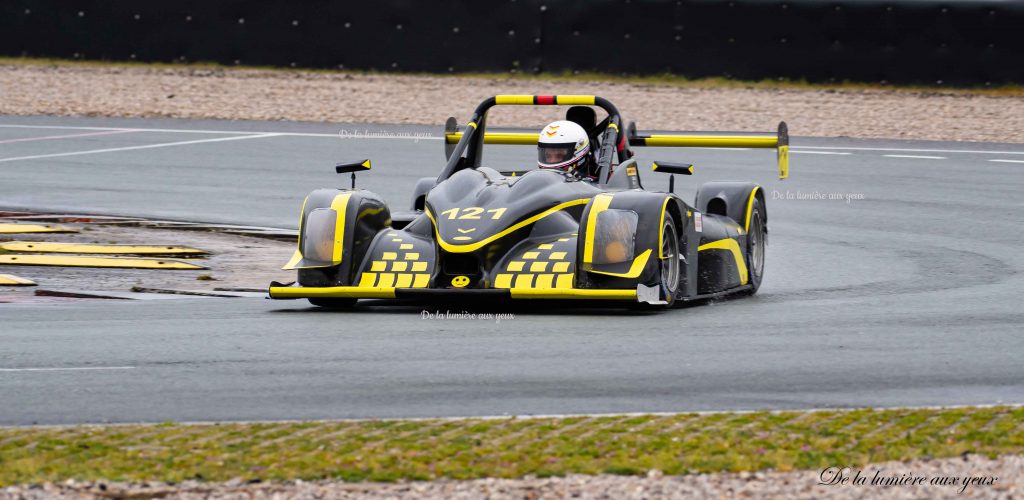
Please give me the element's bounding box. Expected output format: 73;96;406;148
745;197;767;294
634;212;681;310
658;212;681;307
308;298;357;309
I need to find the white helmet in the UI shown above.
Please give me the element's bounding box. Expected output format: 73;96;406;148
537;120;590;174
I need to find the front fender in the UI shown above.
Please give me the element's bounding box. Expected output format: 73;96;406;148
576;190;689;289
284;188;391;286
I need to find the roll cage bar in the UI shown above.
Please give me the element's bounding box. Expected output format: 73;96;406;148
438;95;789;183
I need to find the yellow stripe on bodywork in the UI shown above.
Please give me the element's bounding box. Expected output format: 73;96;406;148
426;199;590;253
642;135;778;148
494;95;535;105
555;95;596;105
657;197;672;259
270;286;396;299
494;274;513;288
743;186;761;232
534;274;554;288
329;193;352;264
0;274;36;286
493;272;574;290
0;224;77;234
582;194;614;264
698;238;748;285
0;242;208;255
509;288;635;300
283;196;309;269
283;250;302;270
586;249;652;279
555;274;574;289
360;271;430;288
394;274;413;288
0;254;206;270
296;196;309;251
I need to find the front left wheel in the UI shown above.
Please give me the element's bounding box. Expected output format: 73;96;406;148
656;212;681;307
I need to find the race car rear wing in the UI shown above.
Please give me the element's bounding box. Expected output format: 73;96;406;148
443;95;788;180
627;122;788;180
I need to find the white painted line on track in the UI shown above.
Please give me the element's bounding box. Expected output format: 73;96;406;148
0;129;138;144
789;150;851;155
883;154;947;160
989;159;1024;164
0;124;442;140
25;403;1022;429
5;402;1021;429
797;145;1024;155
0;366;136;373
0;124;275;135
0;133;281;163
5;124;1024;154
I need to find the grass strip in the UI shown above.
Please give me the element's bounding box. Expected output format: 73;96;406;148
0;407;1021;486
3;56;1024;96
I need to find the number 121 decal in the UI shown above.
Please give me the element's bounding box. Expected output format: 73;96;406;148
440;207;507;220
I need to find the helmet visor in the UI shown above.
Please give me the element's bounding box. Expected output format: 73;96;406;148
538;143;576;167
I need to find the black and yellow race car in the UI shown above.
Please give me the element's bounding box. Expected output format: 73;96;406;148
269;95;788;309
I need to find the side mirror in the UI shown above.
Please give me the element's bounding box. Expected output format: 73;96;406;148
650;161;693;194
336;159;371;189
650;161;694;175
335;159;371;174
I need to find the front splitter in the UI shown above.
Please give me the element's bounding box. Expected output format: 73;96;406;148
268;283;640;301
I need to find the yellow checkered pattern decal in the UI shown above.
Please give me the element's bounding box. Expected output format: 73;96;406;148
358;232;431;288
493;235;576;289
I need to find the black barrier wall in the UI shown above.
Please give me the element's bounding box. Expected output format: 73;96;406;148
1;0;1021;85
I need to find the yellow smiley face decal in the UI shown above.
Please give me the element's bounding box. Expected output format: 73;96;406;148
451;276;470;288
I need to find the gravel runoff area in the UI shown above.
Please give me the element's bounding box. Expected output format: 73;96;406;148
3;63;1024;144
0;215;294;302
0;455;1018;499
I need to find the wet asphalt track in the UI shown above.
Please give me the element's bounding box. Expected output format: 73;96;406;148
1;115;1023;425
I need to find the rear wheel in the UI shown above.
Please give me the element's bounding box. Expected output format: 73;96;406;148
745;197;766;293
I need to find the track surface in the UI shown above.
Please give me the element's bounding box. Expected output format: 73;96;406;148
2;115;1023;425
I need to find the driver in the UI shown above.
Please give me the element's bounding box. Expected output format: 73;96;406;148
537;120;597;180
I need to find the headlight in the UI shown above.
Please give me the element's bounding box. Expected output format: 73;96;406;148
592;209;637;264
301;208;338;264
